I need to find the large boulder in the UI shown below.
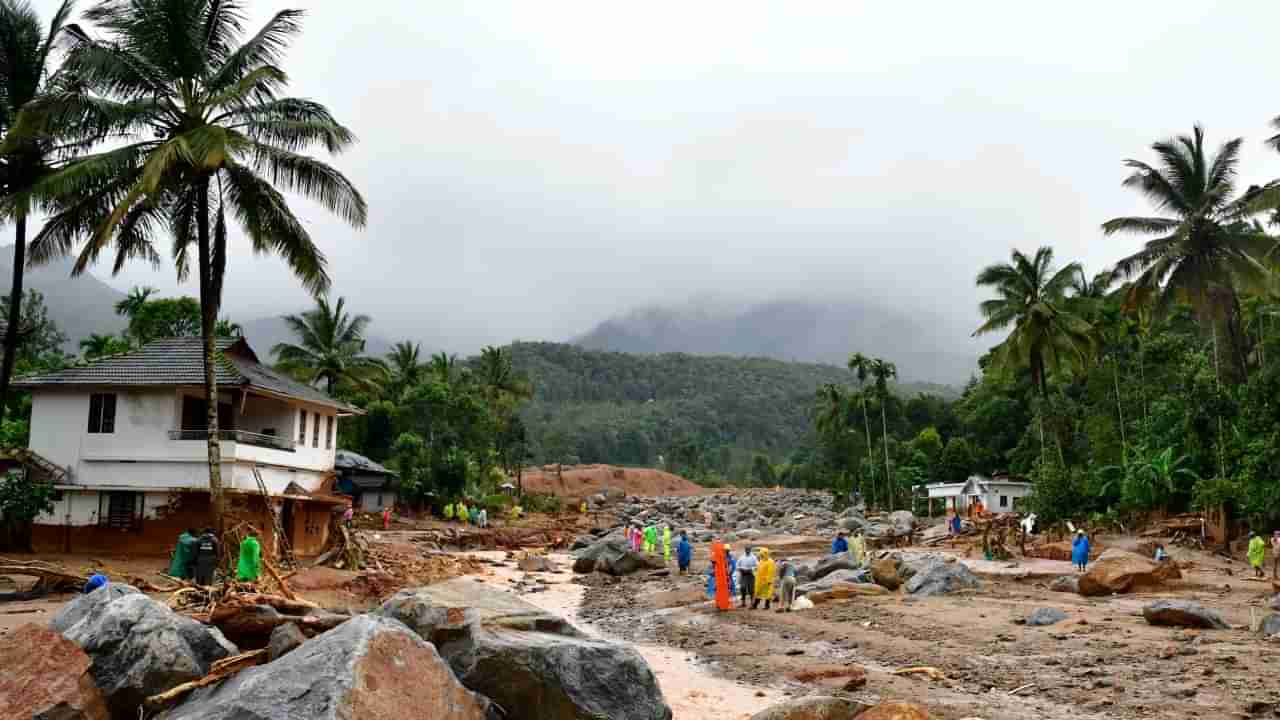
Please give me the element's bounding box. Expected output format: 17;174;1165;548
900;555;981;597
870;557;901;591
1142;600;1229;630
1025;608;1069;627
160;616;494;720
797;569;873;596
572;540;658;576
887;510;915;535
805;582;889;604
749;695;869;719
58;590;237;718
1078;550;1179;597
0;624;109;720
267;623;307;662
50;583;140;633
394;580;672;720
811;554;861;581
1260;613;1280;637
1049;575;1079;593
858;703;930;720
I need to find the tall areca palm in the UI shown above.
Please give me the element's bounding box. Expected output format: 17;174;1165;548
274;296;384;395
869;358;897;509
21;0;367;531
846;353;876;502
1102;126;1272;382
974;247;1094;398
0;0;75;428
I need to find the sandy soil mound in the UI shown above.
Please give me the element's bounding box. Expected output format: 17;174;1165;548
518;464;704;498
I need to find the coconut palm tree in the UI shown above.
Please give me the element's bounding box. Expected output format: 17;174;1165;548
869;357;897;509
974;247;1094;398
0;0;76;428
1103;125;1272;382
273;296;384;395
476;345;530;403
428;351;459;386
113;284;156;318
386;341;423;392
846;353;876;500
19;0;367;531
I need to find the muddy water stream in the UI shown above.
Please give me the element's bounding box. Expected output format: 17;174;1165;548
466;551;781;720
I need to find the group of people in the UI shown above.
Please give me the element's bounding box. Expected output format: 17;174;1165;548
704;543;800;612
623;524;674;562
167;527;262;586
443;500;489;528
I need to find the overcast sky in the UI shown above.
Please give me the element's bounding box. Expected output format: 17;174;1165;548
32;1;1280;354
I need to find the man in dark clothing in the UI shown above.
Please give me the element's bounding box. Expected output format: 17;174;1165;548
193;528;221;586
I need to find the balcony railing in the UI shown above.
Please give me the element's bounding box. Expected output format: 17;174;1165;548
168;429;296;452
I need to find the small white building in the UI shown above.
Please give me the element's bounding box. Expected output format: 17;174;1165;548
925;474;1033;516
15;336;360;556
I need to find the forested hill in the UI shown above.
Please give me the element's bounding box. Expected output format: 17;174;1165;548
510;341;956;483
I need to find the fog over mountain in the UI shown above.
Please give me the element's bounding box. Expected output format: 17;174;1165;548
575;298;979;386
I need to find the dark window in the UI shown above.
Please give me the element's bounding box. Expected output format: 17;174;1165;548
98;491;142;530
180;396;233;431
312;412;320;448
87;393;116;434
298;409;307;444
325;416;333;450
1000;495;1009;508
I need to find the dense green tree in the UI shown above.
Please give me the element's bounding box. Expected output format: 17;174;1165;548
78;332;128;358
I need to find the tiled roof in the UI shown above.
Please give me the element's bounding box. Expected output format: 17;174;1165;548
14;337;358;412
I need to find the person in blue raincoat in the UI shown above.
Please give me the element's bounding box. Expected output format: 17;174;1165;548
831;531;849;555
1071;529;1090;572
676;531;693;574
705;543;738;598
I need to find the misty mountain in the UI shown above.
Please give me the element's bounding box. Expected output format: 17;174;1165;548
574;299;978;386
0;245;127;351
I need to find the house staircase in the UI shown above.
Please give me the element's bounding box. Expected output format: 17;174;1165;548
252;466;295;569
8;447;69;483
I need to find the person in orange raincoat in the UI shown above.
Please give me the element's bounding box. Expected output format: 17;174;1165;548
710;541;731;611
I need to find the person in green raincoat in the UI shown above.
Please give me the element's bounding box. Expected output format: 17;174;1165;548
644;525;658;555
663;526;672;563
236;530;262;582
444;502;455;521
168;528;198;579
1248;531;1266;578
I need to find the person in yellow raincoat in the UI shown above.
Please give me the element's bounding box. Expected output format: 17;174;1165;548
752;547;776;610
443;502;455;521
1248;531;1266;578
663;526;672;564
849;533;866;567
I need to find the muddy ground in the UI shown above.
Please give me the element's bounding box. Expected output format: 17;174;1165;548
573;536;1280;720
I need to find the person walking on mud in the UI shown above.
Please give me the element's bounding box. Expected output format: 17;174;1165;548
193;528;220;586
676;531;692;574
1248;531;1266;579
1071;529;1090;573
752;547;776;610
663;525;672;564
775;558;798;612
736;547;758;608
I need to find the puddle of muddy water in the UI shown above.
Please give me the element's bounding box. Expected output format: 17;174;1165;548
464;551;783;720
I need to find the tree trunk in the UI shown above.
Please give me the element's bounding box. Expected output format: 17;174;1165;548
0;214;27;429
196;178;225;534
1031;348;1047;398
880;398;892;511
860;395;874;507
1113;361;1126;461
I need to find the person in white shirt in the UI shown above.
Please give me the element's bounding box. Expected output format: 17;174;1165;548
736;547;759;609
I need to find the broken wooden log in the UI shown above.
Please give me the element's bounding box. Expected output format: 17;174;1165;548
143;648;269;711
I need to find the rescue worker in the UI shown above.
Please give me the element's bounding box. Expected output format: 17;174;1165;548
168;528;199;579
752;547;776;610
663;526;672;564
849;532;866;567
775;558;798;612
444;501;455;521
831;531;849;555
1071;529;1090;572
193;528;220;586
736;547;758;609
382;506;392;530
457;501;469;524
645;525;658;555
1248;531;1266;579
709;541;731;611
676;531;693;574
469;505;480;526
236;529;262;582
478;508;488;528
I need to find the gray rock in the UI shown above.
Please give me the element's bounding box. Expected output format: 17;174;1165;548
1270;594;1280;612
572;539;658;576
50;583;140;634
267;623;307;662
1260;613;1280;637
1026;608;1069;626
900;555;981;596
797;569;873;596
59;591;237;717
161;616;494;720
1049;575;1079;593
570;535;595;551
811;554;861;581
749;695;870;720
376;588;483;646
1142;600;1230;630
887;510;915;535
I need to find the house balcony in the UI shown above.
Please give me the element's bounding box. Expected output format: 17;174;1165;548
167;429;296;452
